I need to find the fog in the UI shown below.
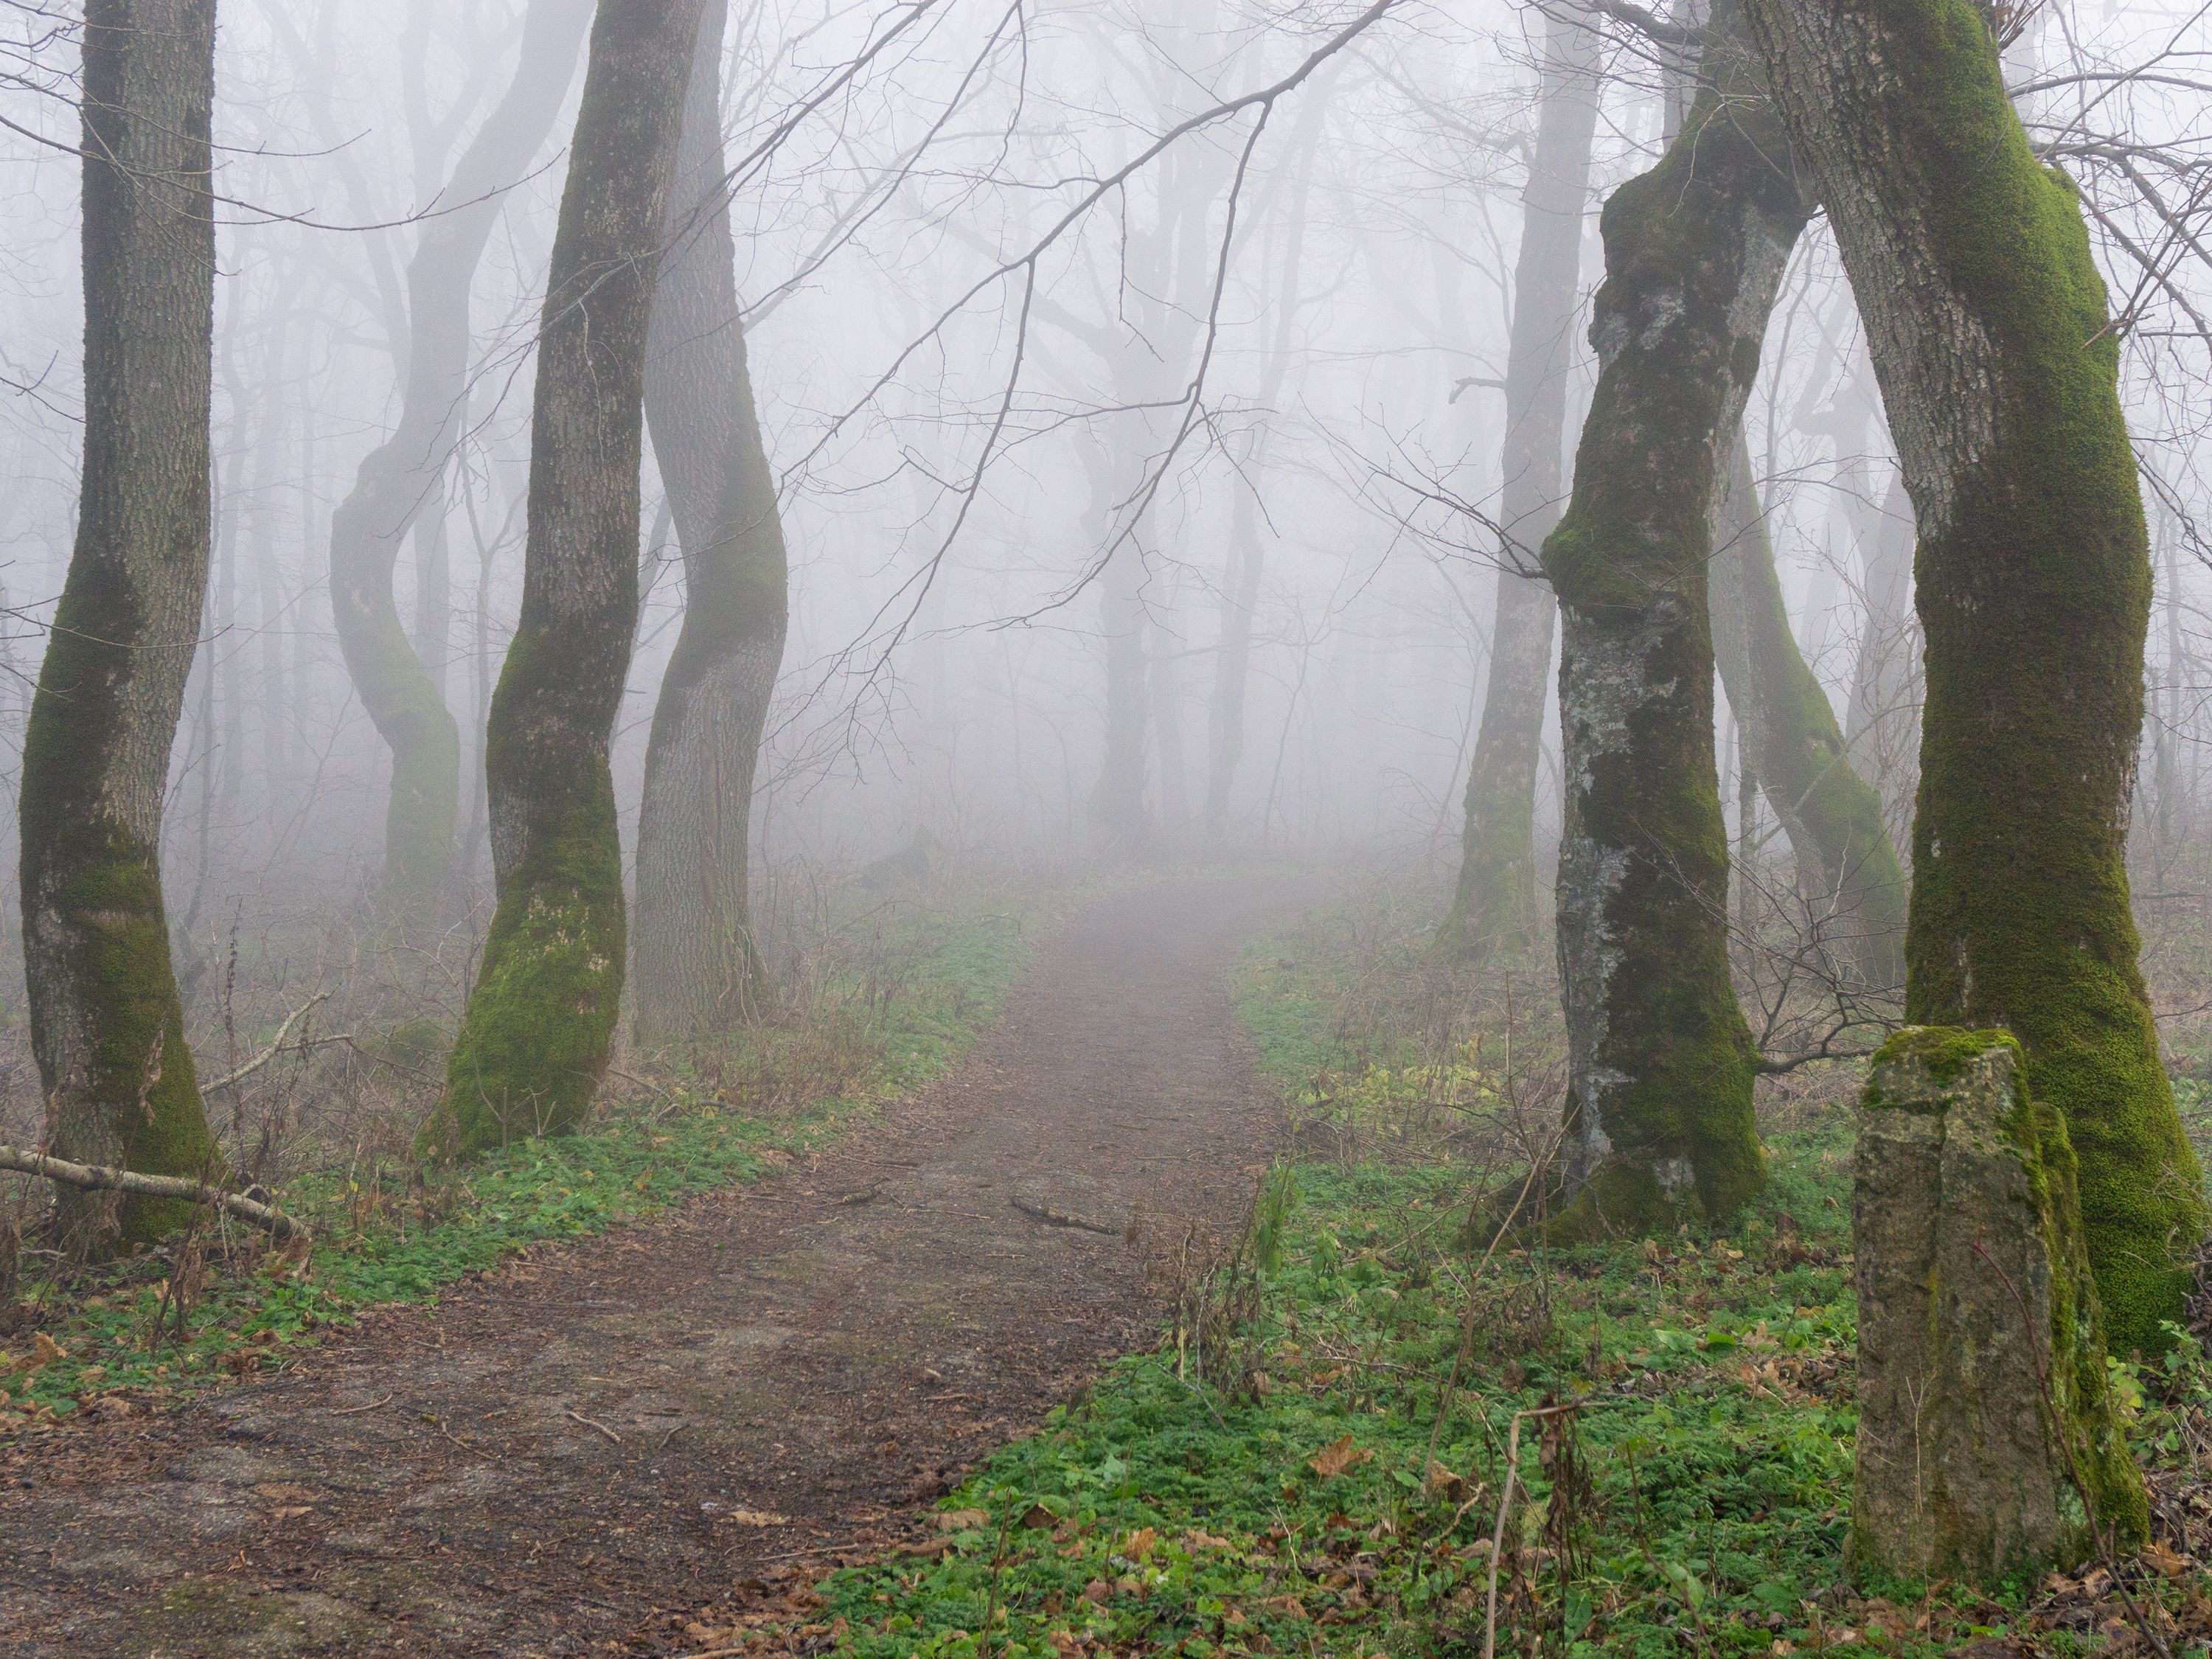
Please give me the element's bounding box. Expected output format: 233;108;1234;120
0;0;2209;1099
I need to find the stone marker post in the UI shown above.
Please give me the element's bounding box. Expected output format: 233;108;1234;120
1851;1028;2146;1582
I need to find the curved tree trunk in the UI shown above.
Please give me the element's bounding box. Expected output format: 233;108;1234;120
327;0;594;923
1743;0;2210;1354
1543;0;1806;1236
633;0;791;1043
1437;8;1601;961
421;0;705;1161
19;0;223;1250
1710;438;1907;987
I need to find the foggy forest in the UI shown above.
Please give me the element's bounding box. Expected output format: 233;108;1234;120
9;0;2212;1653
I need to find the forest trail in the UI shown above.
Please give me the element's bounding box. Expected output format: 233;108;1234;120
0;876;1301;1658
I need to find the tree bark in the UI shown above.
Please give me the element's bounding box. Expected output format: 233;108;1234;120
1544;0;1805;1235
18;0;223;1250
420;0;705;1161
633;0;791;1043
1710;438;1907;987
1438;9;1601;961
1742;0;2210;1353
1842;466;1919;844
327;0;594;923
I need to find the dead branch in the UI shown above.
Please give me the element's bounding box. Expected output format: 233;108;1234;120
0;1147;311;1242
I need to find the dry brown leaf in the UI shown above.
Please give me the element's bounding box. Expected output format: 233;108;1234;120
726;1508;787;1527
1183;1528;1231;1551
2143;1541;2193;1579
936;1508;990;1531
1309;1435;1372;1480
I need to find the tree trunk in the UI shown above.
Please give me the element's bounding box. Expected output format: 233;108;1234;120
420;0;705;1161
1544;0;1804;1235
1742;0;2210;1354
1842;466;1919;845
1710;438;1907;987
1439;10;1601;961
327;0;594;924
633;0;791;1044
18;0;223;1250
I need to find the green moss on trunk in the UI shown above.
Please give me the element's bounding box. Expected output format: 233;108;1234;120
1740;0;2210;1353
18;0;223;1251
418;0;703;1164
419;786;625;1159
1543;1;1802;1236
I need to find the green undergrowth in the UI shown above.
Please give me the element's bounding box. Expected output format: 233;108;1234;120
0;907;1031;1427
782;927;2212;1658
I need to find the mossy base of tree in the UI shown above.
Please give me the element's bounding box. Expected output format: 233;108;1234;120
418;808;625;1163
39;837;225;1252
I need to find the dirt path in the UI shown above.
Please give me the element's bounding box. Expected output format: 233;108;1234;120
0;876;1298;1658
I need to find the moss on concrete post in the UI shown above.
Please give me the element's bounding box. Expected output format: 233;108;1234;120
19;0;223;1251
1741;0;2210;1354
1851;1029;2146;1582
1543;1;1802;1236
417;0;704;1161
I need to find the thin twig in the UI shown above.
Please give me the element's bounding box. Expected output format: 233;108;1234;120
565;1408;624;1444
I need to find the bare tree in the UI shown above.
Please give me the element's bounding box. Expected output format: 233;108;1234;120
326;0;595;925
1744;0;2211;1354
633;0;790;1042
420;0;705;1160
1438;4;1601;962
18;0;223;1248
1546;0;1803;1235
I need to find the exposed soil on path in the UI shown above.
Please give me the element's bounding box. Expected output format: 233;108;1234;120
0;876;1302;1658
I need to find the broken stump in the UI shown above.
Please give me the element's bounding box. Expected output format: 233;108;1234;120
1850;1027;2146;1583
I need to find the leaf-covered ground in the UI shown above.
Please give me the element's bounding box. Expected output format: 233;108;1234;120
716;929;2212;1659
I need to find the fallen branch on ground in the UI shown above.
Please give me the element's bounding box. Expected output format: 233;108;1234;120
0;1147;312;1242
1010;1196;1121;1235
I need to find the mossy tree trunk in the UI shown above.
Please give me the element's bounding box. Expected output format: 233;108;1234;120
1710;438;1907;987
633;0;790;1043
328;0;595;925
1543;1;1806;1234
420;0;705;1161
1438;10;1600;962
1742;0;2211;1353
19;0;223;1250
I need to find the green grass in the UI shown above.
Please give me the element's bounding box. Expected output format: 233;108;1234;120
0;908;1031;1425
777;931;2208;1658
